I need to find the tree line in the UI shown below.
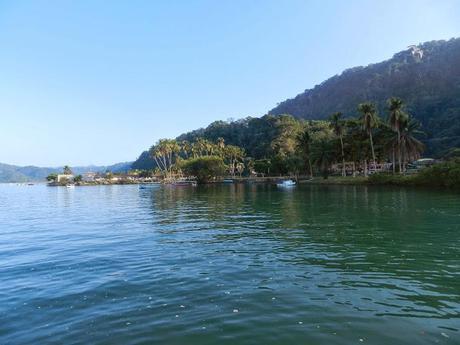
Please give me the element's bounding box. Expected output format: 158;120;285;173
145;97;425;181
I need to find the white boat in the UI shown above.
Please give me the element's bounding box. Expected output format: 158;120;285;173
66;184;75;189
139;183;160;189
277;179;296;187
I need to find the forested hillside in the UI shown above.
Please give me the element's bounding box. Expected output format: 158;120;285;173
132;115;309;170
132;38;460;170
269;38;460;156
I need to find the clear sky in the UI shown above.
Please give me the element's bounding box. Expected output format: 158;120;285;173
1;0;459;166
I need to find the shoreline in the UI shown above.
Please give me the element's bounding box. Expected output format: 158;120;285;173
39;173;459;190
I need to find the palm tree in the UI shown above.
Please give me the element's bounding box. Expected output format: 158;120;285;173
216;137;225;150
387;97;408;174
63;165;72;175
380;123;398;173
224;145;245;177
358;102;379;175
181;140;191;159
400;117;425;171
296;129;313;178
190;142;199;158
329;112;346;177
149;139;180;178
195;138;207;157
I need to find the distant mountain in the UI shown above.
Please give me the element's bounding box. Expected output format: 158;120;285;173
0;162;132;183
269;38;460;156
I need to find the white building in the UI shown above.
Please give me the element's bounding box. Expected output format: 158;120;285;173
56;174;74;183
83;172;97;182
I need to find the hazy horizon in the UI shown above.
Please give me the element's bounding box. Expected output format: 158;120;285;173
1;0;459;166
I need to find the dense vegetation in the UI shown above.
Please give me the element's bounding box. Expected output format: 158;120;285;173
367;159;460;188
181;157;227;183
137;98;427;182
269;38;460;157
133;38;460;173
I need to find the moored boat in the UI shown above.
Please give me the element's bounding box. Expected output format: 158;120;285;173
276;179;296;187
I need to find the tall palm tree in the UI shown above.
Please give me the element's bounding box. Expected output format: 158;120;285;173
400;117;425;171
329;112;346;177
358;102;379;174
387;97;408;174
63;165;72;175
181;140;190;159
380;123;398;173
224;145;245;177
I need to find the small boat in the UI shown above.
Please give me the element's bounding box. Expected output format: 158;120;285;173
277;179;296;187
223;179;234;184
139;183;159;190
66;184;75;189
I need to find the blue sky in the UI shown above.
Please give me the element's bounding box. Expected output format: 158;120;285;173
1;0;459;166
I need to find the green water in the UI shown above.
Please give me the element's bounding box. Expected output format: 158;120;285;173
0;184;459;344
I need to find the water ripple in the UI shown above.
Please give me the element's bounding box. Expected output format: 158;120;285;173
0;184;459;344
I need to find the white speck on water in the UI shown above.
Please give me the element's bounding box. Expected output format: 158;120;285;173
271;297;276;300
126;322;131;325
175;315;179;318
202;326;206;330
298;321;303;325
441;333;449;338
224;291;231;295
148;297;152;300
233;309;239;313
180;305;185;308
359;339;364;342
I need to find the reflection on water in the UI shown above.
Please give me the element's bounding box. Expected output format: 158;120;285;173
0;183;459;344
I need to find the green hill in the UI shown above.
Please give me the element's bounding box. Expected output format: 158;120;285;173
132;38;460;169
269;38;460;156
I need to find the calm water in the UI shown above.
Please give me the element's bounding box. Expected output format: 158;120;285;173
1;183;459;345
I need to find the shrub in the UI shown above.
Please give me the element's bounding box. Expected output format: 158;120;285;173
46;173;58;182
181;156;226;183
367;173;414;186
368;159;460;188
415;159;460;187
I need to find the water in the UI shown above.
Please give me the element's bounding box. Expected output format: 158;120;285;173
0;183;459;344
